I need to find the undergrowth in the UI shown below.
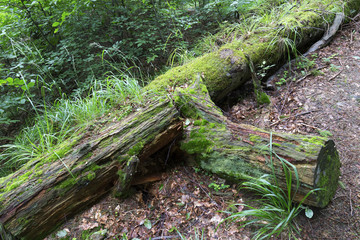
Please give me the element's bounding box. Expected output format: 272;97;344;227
0;74;144;177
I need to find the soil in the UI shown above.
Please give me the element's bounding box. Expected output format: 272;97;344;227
45;15;360;240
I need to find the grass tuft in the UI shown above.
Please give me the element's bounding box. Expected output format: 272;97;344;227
220;133;319;239
0;74;144;177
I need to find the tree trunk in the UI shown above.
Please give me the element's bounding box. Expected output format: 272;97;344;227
175;81;340;208
0;100;182;240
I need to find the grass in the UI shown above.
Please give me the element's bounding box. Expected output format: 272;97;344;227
176;228;206;240
220;133;319;240
0;74;144;177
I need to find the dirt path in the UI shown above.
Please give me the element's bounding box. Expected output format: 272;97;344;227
45;17;360;240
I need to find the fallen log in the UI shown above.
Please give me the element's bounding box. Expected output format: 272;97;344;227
0;99;182;239
1;0;360;239
175;77;340;208
0;80;341;239
266;12;345;89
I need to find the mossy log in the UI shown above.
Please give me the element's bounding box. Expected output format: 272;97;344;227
1;0;360;239
0;100;182;240
0;80;340;240
145;0;360;103
174;80;340;208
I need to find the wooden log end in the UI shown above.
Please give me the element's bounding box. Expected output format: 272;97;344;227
312;140;341;208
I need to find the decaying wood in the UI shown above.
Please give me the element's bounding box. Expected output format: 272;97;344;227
0;100;182;240
1;1;359;238
176;80;340;208
0;222;17;240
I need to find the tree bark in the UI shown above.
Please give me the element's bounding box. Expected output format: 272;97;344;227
0;100;182;240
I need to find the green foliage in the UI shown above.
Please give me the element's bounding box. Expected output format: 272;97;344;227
0;0;250;139
0;73;144;177
220;133;319;239
208;182;230;191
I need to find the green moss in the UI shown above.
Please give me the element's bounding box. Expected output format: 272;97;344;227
272;142;281;147
3;171;32;192
181;128;214;155
249;134;262;143
86;171;96;181
55;178;77;191
313;140;341;207
209;123;216;128
200;151;263;181
193;117;209;126
83;152;93;159
193;120;202;126
17;217;31;226
31;170;43;179
198;127;206;133
98;137;114;149
145;52;230;96
303;136;326;146
128;141;145;156
256;91;271;105
46;144;74;163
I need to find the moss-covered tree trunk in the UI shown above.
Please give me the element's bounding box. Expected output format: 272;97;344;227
0;100;182;240
1;0;360;239
175;79;339;208
0;83;340;239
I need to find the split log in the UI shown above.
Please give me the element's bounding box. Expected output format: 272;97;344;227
0;76;341;239
175;78;340;208
0;99;182;240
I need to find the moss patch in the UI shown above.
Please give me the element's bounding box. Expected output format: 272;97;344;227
313;140;341;208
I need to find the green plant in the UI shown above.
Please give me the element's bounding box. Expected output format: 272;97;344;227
220;133;319;239
208;182;230;192
330;64;340;72
317;129;333;138
0;73;144;177
276;70;288;85
322;53;338;63
296;57;315;70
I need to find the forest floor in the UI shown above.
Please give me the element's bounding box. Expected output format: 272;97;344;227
46;16;360;240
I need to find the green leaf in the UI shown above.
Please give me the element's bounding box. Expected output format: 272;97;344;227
28;81;35;88
144;219;152;229
52;22;60;27
6;77;13;84
13;78;24;85
54;28;59;33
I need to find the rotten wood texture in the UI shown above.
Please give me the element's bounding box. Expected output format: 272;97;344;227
176;81;340;208
0;100;181;240
0;222;17;240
